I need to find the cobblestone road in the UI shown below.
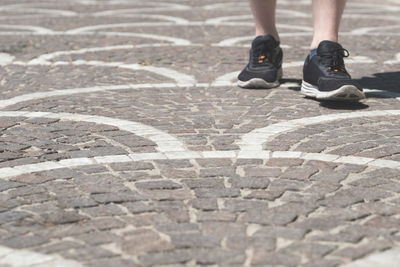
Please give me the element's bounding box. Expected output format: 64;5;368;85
1;0;400;266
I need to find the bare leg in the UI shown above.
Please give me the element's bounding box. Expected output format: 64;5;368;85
311;0;346;48
249;0;279;41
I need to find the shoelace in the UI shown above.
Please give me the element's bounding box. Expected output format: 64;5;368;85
255;55;269;64
319;48;349;73
252;47;273;66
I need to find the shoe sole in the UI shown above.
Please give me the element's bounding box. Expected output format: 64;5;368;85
301;80;365;101
237;68;282;89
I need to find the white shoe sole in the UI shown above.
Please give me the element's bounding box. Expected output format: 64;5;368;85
301;80;365;101
237;68;282;89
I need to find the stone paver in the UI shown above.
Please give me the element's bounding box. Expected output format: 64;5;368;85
1;0;400;266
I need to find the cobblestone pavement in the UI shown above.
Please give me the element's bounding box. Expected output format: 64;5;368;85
1;0;400;266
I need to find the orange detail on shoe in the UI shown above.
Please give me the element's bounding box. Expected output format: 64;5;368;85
258;60;263;63
259;56;265;59
334;69;338;72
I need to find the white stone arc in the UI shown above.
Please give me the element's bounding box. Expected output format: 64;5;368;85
14;60;196;85
0;53;15;65
0;24;53;34
92;3;190;16
0;31;192;45
0;111;187;153
204;16;312;30
2;150;400;180
202;2;310;12
29;44;193;63
0;245;82;267
0;4;77;17
238;110;400;151
384;52;400;64
70;32;191;45
341;247;400;267
66;16;190;33
0;83;240;110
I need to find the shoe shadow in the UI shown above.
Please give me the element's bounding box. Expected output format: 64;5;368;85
284;71;400;110
357;71;400;98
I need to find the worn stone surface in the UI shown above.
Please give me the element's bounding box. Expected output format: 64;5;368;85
0;0;400;266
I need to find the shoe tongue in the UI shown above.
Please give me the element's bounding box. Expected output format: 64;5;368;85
317;40;343;55
252;35;279;49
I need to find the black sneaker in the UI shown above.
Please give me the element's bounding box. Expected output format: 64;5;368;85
301;41;365;101
238;35;283;89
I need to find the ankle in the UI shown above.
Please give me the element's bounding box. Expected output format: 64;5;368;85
255;29;280;42
310;35;338;49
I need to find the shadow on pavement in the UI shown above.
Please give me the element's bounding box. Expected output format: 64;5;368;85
357;71;400;97
283;72;400;109
318;100;369;110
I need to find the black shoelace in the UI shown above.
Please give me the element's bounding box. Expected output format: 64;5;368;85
319;48;349;73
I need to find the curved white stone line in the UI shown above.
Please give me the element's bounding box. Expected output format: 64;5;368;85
384;52;400;64
0;4;77;16
212;36;256;47
341;247;400;267
65;20;314;30
0;53;15;66
74;0;142;4
203;15;250;24
6;7;77;17
12;59;196;84
92;3;190;16
0;111;187;153
91;32;191;45
352;25;400;35
0;245;82;267
344;56;376;64
238;110;400;151
0;1;189;15
29;43;199;64
67;16;190;33
1;150;400;180
70;0;151;5
0;31;192;45
0;82;240;110
2;30;400;39
212;71;240;86
205;16;312;31
347;2;400;11
0;14;54;20
202;2;311;11
344;32;400;36
54;60;192;84
0;24;53;34
1;60;393;110
63;16;322;31
344;13;400;22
